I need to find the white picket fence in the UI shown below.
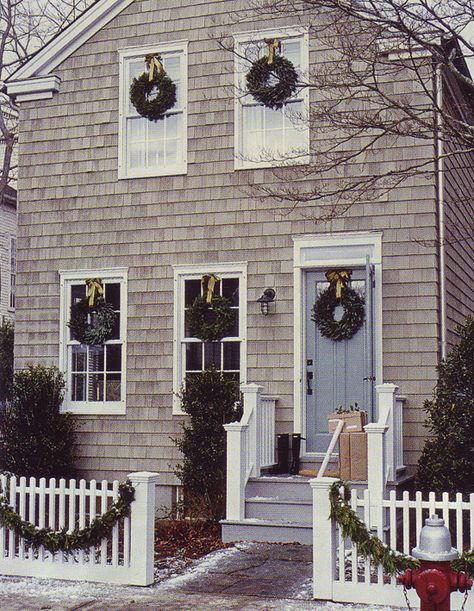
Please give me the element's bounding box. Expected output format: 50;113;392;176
312;477;474;610
0;471;159;585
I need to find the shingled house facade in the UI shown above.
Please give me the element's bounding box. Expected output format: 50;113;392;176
6;0;474;514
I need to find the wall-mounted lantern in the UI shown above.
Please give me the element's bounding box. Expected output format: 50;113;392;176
257;288;276;315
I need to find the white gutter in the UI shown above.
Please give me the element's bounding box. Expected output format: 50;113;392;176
435;63;447;360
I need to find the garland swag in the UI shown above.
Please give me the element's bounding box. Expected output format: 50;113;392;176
68;297;118;346
130;55;177;122
0;480;135;553
329;481;419;575
246;39;299;110
312;285;365;341
187;295;234;342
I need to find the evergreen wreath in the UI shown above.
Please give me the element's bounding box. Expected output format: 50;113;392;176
0;480;134;553
187;295;234;342
130;65;177;122
329;481;419;575
68;297;118;346
312;285;365;341
246;54;299;110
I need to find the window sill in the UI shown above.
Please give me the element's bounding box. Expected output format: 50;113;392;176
234;155;310;171
61;402;126;416
118;163;187;180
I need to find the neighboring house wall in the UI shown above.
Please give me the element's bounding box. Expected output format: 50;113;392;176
0;195;17;321
13;1;450;480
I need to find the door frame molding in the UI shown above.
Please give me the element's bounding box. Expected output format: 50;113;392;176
293;232;383;457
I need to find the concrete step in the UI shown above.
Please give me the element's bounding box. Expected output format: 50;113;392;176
221;518;312;545
245;497;312;524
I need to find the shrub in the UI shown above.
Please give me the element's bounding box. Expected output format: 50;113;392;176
0;364;76;479
173;369;242;520
416;317;474;495
0;320;14;406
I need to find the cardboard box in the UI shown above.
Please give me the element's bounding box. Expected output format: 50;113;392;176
328;410;367;433
338;432;368;481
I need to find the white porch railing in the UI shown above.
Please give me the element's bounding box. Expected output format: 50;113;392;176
0;471;159;585
311;477;473;609
224;384;277;521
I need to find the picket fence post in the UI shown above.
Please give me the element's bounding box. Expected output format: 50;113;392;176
310;476;338;601
127;471;160;586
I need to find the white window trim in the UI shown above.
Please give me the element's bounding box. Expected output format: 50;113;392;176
59;268;128;415
292;232;383;454
172;262;248;415
8;237;16;312
118;41;188;180
233;26;310;170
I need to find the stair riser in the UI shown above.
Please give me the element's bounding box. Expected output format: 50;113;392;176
246;480;312;501
246;501;312;524
221;521;312;545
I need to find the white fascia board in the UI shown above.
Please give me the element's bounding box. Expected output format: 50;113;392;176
6;75;61;102
10;0;135;82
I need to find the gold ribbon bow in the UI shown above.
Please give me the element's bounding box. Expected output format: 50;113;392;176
264;38;281;65
145;54;164;82
201;274;220;304
85;278;104;307
325;270;352;300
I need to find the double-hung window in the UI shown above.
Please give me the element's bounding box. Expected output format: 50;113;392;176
173;264;247;414
118;42;188;179
59;269;127;415
234;29;309;169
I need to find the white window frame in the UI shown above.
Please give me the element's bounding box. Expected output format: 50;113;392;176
59;268;128;415
172;262;248;415
234;26;309;170
118;41;188;179
9;237;16;311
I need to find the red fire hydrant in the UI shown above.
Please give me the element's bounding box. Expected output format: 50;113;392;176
397;515;472;611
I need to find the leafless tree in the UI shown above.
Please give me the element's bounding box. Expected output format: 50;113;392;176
0;0;92;203
220;0;474;226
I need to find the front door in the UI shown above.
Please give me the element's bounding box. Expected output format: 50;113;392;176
305;266;375;453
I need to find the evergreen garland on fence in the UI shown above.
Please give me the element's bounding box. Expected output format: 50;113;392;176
452;549;474;578
329;481;419;575
0;480;135;553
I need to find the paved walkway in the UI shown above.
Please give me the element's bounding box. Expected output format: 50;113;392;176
0;543;407;610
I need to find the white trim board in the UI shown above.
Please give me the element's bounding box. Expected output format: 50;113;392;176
292;232;383;452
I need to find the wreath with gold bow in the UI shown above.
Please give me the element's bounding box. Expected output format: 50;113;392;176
186;275;235;342
68;279;118;346
246;39;299;110
311;270;365;341
130;54;177;122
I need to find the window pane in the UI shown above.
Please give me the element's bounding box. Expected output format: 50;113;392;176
88;374;104;402
281;40;301;68
89;346;105;372
222;278;239;306
265;107;284;131
223;342;240;371
228;310;239;337
71;284;86;303
185;279;201;306
204;342;221;369
71;374;86;401
106;374;121;401
105;283;120;310
186;342;202;371
106;344;122;371
71;345;87;372
148;138;165;167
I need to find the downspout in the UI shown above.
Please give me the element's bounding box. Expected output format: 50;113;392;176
435;62;447;360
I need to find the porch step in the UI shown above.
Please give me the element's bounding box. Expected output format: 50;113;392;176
246;497;312;524
246;475;313;501
221;518;312;545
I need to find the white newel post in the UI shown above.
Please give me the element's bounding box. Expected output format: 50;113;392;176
224;422;247;521
128;471;160;586
375;383;398;482
310;477;338;601
364;423;388;531
241;384;262;477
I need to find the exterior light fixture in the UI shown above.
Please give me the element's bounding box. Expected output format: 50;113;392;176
257;288;276;315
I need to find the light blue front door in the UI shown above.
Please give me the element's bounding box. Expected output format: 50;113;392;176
305;267;375;453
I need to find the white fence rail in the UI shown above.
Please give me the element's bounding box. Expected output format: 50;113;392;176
224;384;277;521
0;471;159;585
312;477;474;609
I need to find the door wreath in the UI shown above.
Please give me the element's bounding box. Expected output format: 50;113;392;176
187;295;234;342
246;38;299;110
311;270;365;341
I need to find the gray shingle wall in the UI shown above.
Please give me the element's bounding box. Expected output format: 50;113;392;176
14;0;451;478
